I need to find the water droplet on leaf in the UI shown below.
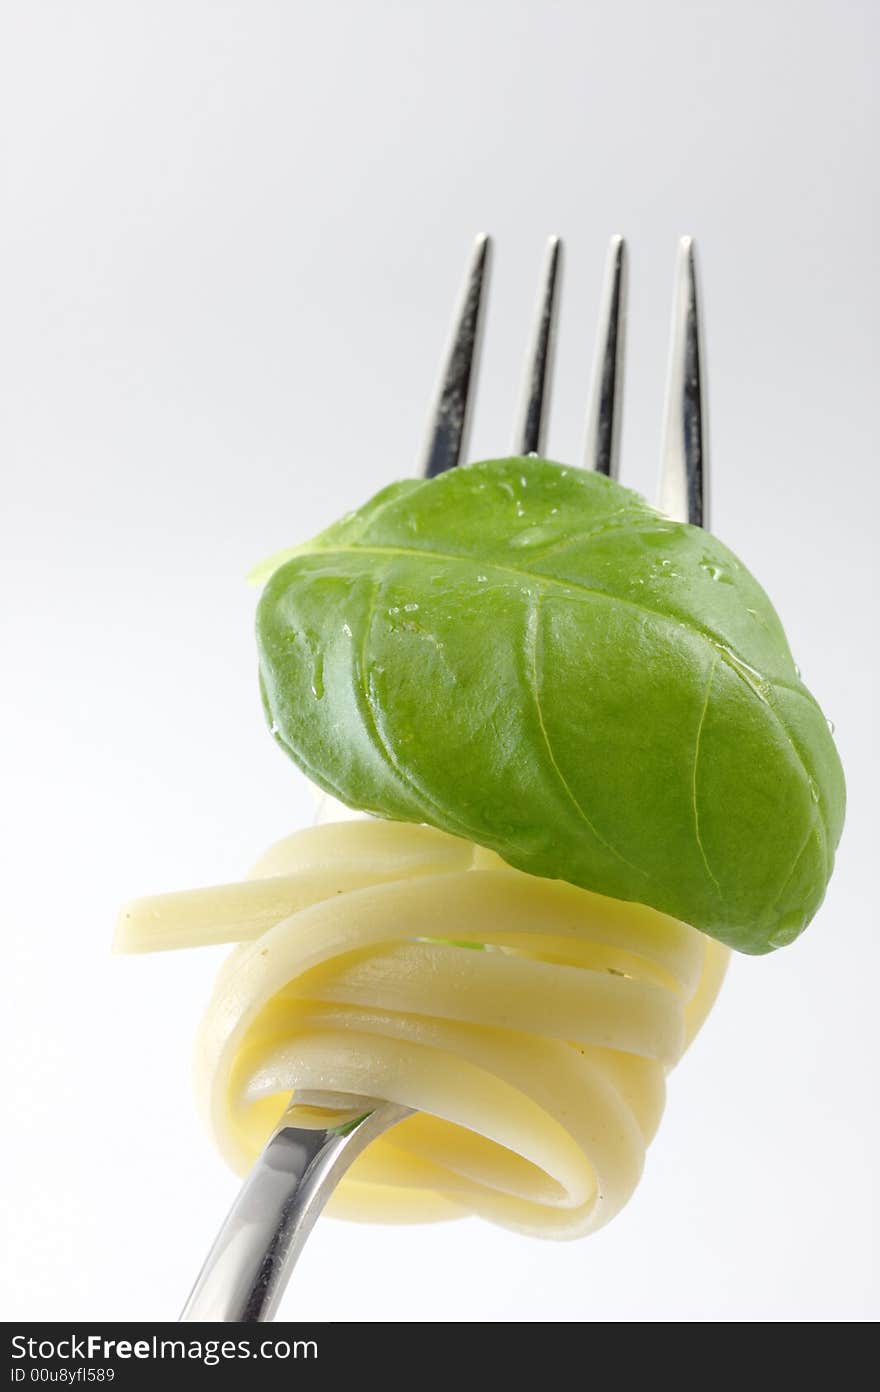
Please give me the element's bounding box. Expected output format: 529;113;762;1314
510;524;556;549
700;559;731;583
310;654;325;700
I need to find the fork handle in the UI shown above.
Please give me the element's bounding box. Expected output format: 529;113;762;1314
180;1102;412;1322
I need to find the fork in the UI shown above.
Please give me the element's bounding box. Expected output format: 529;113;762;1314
179;231;708;1322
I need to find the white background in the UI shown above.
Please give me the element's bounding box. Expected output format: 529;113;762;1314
1;0;877;1322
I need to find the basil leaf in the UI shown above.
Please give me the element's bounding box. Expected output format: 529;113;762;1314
256;457;845;955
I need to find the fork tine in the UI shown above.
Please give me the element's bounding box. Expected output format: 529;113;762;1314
659;237;708;528
419;234;491;479
511;236;562;456
584;235;627;478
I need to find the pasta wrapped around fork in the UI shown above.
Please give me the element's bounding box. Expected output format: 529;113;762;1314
117;819;727;1236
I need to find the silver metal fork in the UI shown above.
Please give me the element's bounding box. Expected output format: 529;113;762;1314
180;232;708;1322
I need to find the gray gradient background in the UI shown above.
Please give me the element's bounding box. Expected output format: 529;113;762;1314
1;0;877;1321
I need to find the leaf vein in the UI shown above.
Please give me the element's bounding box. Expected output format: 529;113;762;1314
356;572;529;852
525;592;648;878
355;573;444;817
692;655;723;897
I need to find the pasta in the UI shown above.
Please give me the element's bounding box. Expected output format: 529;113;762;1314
116;817;728;1238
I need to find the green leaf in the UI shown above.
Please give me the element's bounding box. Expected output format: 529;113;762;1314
256;457;845;955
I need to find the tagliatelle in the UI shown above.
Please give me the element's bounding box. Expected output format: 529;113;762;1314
116;819;727;1238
